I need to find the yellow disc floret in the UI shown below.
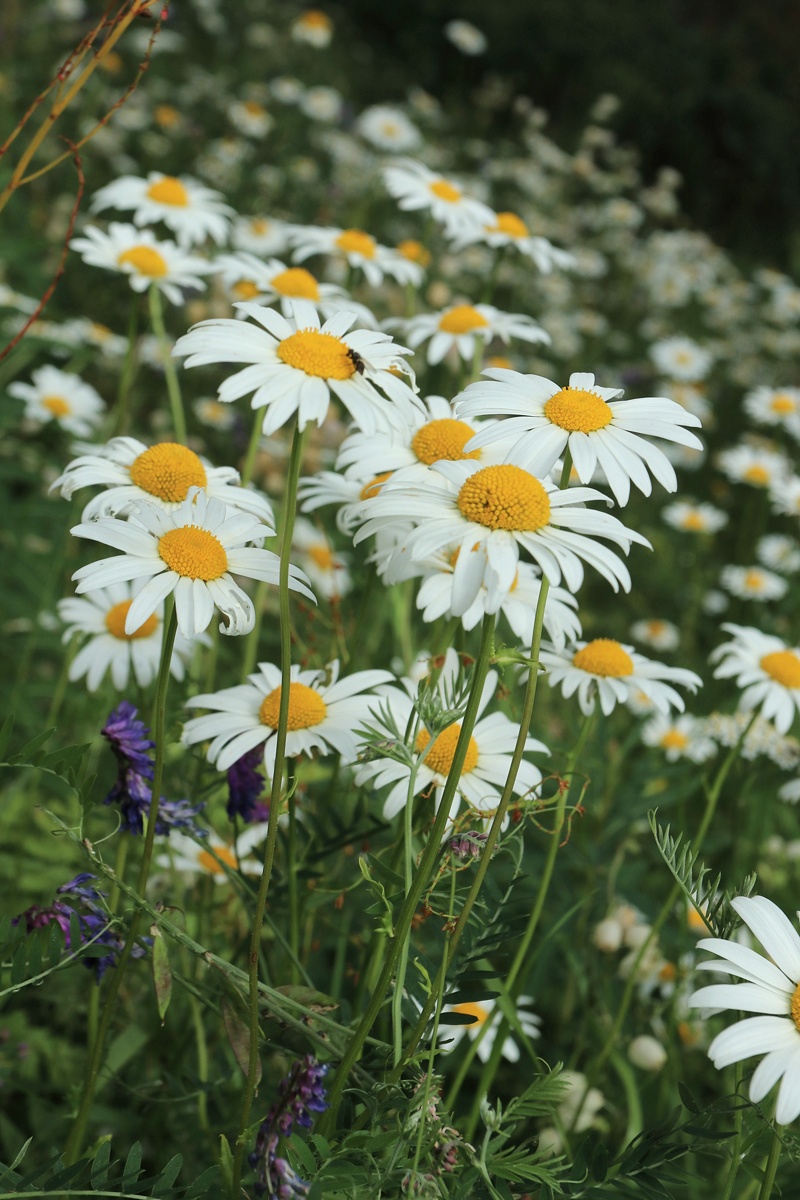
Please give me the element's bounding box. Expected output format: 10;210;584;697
572;639;634;678
42;395;71;418
438;305;489;334
117;246;169;278
771;393;797;414
660;729;689;752
146;176;190;207
276;329;356;380
360;471;393;500
429;179;461;203
457;465;551;531
308;544;335;570
258;682;327;730
490;211;529;239
158;526;228;580
129;443;208;503
544;386;613;433
743;465;771;486
791;982;800;1032
270;267;321;300
760;650;800;689
396;239;431;267
449;1000;489;1025
232;279;261;300
198;845;238;874
411;418;481;464
105;599;159;641
415;723;479;775
335;229;376;259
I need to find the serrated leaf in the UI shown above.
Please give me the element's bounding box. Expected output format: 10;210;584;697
151;926;172;1023
121;1140;143;1188
221;997;261;1085
90;1138;112;1189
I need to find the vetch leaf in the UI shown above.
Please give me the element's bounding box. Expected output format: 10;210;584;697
151;925;172;1023
221;996;261;1085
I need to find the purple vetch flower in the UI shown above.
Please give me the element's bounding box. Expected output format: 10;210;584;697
447;831;489;860
249;1055;329;1197
227;745;266;823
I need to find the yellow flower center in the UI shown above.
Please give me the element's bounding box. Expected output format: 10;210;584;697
572;638;634;678
360;471;393;500
308;544;335;569
429;179;461;203
743;570;766;591
270;267;321;300
104;599;159;641
438;305;489;334
232;279;261;300
490;211;529;239
129;443;208;503
198;845;238;875
770;393;796;414
415;723;479;775
276;329;356;380
335;229;376;259
42;394;71;417
244;100;265;116
450;1000;489;1025
117;245;169;278
660;729;689;751
486;355;512;369
680;512;708;531
249;218;269;234
300;9;331;28
158;526;228;580
411;418;481;465
396;239;431;267
457;464;551;531
258;682;328;730
543;386;614;433
145;176;190;207
154;104;180;128
760;650;800;689
743;465;771;486
791;982;800;1033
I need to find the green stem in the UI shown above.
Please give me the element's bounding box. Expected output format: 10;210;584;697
391;744;421;1066
719;1060;744;1200
232;422;305;1197
287;761;300;984
756;1123;782;1200
113;296;139;437
241;408;264;489
148;283;186;444
319;612;497;1132
64;605;178;1164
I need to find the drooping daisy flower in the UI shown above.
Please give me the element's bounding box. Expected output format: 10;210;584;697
743;386;800;438
51;437;274;523
354;650;547;822
711;624;800;734
173;300;420;437
457;369;703;507
70;223;212;304
58;582;199;691
156;824;271;883
662;500;728;534
640;713;717;763
356;105;422;152
717;443;790;490
182;660;392;774
9;365;105;437
89;173;233;247
540;638;702;717
720;565;788;602
451;209;575;274
291;517;351;599
214;253;376;326
71;489;313;639
288;225;423;287
689;895;800;1124
383;159;494;238
354;456;651;611
629;619;680;652
649;336;713;383
400;303;549;366
440;996;540;1064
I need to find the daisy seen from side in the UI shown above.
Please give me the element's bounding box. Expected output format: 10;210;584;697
214;253;376;326
70;223;212;305
451;208;575;274
539;638;702;717
400;302;549;366
440;996;540;1063
71;488;313;639
456;368;703;507
156;823;271;884
288;225;424;287
383;158;494;238
710;624;800;734
9;365;105;437
90;173;233;248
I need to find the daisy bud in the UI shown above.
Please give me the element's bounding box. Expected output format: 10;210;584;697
593;917;624;953
628;1035;668;1072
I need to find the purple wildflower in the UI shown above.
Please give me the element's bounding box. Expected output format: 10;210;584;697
227;746;266;823
447;831;489;860
249;1055;329;1198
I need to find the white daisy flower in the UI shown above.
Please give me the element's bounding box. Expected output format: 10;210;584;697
640;713;717;763
720;565;788;602
288;224;423;287
356;105;422;152
227;99;274;139
440;996;540;1064
689;895;800;1124
70;223;212;305
156;824;270;883
457;369;702;507
193;397;237;431
57;582;198;692
743;387;800;437
629;619;680;652
71;488;313;639
383;158;495;238
649;336;713;382
182;659;392;774
290;10;333;47
355;455;651;610
443;19;487;55
717;443;791;490
401;303;549;366
770;474;800;519
298;468;397;536
540;638;702;717
299;86;343;123
9;365;105;437
51;437;274;524
354;649;547;822
231;215;293;257
173;299;420;437
291;517;351;599
710;624;800;734
662;500;728;534
89;173;233;248
214;253;376;326
451;209;575;274
757;535;800;575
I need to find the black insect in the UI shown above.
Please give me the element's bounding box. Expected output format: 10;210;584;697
347;348;366;375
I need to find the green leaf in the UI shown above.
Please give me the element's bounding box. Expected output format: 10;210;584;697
10;942;26;987
678;1081;700;1114
151;926;173;1023
287;1132;317;1175
221;996;261;1085
90;1138;112;1189
10;726;56;763
217;1135;234;1199
152;1152;183;1194
122;1141;143;1189
184;1164;221;1198
0;715;14;761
